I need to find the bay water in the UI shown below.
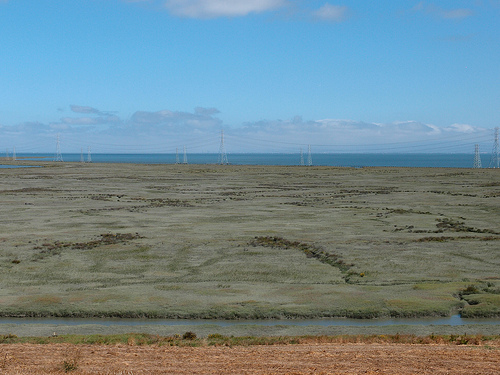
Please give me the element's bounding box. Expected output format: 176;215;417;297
13;153;495;168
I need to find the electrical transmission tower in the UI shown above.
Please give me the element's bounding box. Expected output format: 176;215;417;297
80;148;84;163
300;148;304;166
307;145;312;166
12;147;16;161
175;148;180;164
54;134;63;162
489;127;499;168
87;146;92;163
183;146;187;164
218;130;229;165
473;144;482;168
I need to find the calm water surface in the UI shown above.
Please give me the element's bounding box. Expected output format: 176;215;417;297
13;153;490;168
1;316;499;327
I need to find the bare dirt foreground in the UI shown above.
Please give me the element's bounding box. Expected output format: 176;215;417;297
1;342;500;374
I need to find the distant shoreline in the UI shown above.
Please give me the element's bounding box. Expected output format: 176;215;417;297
0;152;488;168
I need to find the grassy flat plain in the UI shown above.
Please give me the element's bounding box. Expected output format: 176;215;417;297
0;160;499;320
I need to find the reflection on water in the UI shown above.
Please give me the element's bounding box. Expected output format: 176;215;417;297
1;315;499;327
0;165;40;168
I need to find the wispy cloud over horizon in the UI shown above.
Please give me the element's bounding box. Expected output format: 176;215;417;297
130;107;223;130
1;106;492;154
49;105;122;127
59;115;121;126
70;105;113;116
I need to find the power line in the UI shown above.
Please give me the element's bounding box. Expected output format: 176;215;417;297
489;127;499;168
54;134;63;162
473;144;482;168
218;130;229;165
225;128;493;150
4;127;497;155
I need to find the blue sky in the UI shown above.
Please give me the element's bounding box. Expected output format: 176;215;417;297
0;0;498;153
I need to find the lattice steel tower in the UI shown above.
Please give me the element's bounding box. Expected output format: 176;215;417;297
300;148;304;166
489;127;499;168
473;144;482;168
307;145;312;166
54;134;63;162
218;130;229;165
87;146;92;163
183;146;187;164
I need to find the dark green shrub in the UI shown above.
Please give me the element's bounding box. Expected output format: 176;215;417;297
182;331;197;340
461;285;480;296
207;333;227;340
63;360;78;373
0;334;18;343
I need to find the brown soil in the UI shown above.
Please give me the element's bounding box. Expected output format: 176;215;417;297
1;343;499;374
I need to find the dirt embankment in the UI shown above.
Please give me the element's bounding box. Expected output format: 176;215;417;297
1;343;499;374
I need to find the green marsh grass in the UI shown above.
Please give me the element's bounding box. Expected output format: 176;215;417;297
1;333;499;347
0;164;499;319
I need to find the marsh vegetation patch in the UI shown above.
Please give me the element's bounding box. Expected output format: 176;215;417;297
0;163;499;319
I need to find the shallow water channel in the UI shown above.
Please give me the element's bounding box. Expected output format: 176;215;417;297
1;315;499;327
0;165;40;168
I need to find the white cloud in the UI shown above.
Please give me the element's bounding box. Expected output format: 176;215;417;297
121;0;353;22
440;8;474;19
0;107;489;154
195;107;220;116
388;121;441;134
411;2;474;20
3;122;50;135
233;118;485;152
164;0;287;18
52;105;121;127
312;4;348;22
61;117;101;125
70;105;116;117
130;110;174;125
49;123;70;131
444;123;477;133
315;119;380;131
59;115;121;126
130;108;222;129
70;105;102;115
